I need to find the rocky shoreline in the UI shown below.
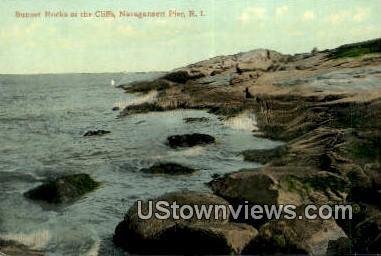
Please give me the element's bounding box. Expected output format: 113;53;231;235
114;38;381;254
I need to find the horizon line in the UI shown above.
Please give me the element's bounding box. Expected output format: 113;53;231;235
0;70;168;76
2;37;380;76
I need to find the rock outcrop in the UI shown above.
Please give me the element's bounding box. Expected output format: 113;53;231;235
83;130;110;137
25;174;100;204
115;38;381;254
159;223;257;255
113;191;254;254
141;162;197;175
167;133;215;148
243;212;347;255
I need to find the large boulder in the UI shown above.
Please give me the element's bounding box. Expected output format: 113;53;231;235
209;170;303;227
243;211;347;255
167;133;215;148
113;191;232;254
141;162;197;175
209;170;302;206
83;130;110;137
159;223;257;255
24;174;100;204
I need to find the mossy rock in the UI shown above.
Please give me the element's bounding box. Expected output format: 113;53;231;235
305;171;349;193
241;145;288;164
141;162;197;175
25;173;100;204
280;172;349;203
122;79;171;93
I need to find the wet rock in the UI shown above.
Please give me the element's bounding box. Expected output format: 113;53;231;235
243;211;347;255
336;204;381;254
351;211;381;253
0;239;44;256
183;117;209;123
83;130;110;137
158;223;257;255
112;106;120;111
327;237;353;256
120;103;164;116
162;70;205;83
24;174;100;204
121;79;171;93
241;145;288;164
141;162;197;175
209;170;301;207
113;191;230;254
167;133;215;148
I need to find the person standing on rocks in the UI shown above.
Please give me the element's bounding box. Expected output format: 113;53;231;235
244;87;253;99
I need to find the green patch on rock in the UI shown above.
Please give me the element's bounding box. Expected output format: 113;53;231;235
280;175;310;200
348;141;381;161
331;38;381;59
305;171;349;193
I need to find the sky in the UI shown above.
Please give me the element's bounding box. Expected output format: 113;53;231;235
0;0;380;74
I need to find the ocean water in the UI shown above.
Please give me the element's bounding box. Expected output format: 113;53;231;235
0;73;282;255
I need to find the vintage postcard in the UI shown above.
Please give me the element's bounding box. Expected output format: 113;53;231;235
0;0;380;255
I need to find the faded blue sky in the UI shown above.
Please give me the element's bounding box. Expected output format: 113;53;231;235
0;0;380;74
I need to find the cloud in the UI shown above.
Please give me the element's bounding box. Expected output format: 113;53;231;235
327;10;350;25
302;10;315;21
353;7;370;22
275;5;288;17
238;6;266;23
326;7;370;25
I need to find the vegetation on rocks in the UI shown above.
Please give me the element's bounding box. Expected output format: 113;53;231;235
330;38;381;58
